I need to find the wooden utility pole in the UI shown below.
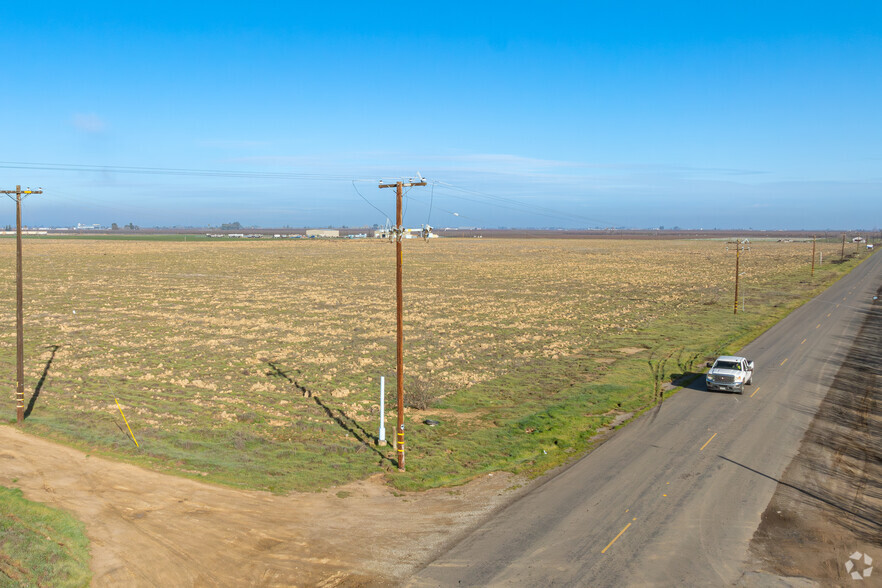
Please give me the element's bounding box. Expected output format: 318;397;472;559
728;239;746;314
811;235;816;277
734;240;740;314
1;186;42;423
378;177;426;471
841;233;846;260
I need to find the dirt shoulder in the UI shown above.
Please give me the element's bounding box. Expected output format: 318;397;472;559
0;427;525;586
741;287;881;585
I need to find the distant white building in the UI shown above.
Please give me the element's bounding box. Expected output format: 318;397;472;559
306;229;339;238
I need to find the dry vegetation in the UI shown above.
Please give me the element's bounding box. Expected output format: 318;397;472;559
0;237;864;491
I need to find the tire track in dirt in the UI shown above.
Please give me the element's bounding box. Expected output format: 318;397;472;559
0;428;523;586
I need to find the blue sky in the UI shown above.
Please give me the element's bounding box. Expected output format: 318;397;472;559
1;2;880;229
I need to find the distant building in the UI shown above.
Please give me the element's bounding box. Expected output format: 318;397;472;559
306;229;339;238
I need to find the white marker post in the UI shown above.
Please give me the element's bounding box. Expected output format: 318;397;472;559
378;376;387;446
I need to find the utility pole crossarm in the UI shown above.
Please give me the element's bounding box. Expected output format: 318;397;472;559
378;182;427;189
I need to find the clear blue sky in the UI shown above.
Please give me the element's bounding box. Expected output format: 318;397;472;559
2;2;880;230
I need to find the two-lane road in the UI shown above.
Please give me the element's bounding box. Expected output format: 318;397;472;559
411;251;881;587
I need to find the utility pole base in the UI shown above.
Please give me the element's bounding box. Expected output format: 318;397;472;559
397;468;406;473
378;440;387;447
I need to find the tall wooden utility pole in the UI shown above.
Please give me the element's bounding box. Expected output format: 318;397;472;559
727;239;746;314
378;177;426;471
841;233;846;261
811;235;816;277
1;186;42;423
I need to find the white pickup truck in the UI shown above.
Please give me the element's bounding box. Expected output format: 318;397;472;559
706;355;755;394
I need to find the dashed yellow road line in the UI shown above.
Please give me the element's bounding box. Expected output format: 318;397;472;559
801;338;807;345
826;313;831;318
780;358;788;366
816;323;821;329
750;386;762;398
602;520;635;554
700;433;717;451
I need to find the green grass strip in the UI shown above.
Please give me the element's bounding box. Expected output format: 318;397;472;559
0;486;91;587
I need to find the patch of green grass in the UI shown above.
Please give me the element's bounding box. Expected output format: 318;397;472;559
0;486;91;587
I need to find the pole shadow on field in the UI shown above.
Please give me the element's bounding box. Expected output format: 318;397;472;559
266;361;395;466
24;344;60;419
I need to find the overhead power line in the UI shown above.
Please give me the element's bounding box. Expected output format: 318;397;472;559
432;181;611;226
352;180;390;219
2;160;611;227
0;161;364;182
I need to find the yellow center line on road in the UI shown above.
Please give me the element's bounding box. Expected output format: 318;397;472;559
602;520;635;554
816;324;821;329
827;313;831;318
700;432;717;451
801;338;807;345
780;358;788;367
750;386;762;398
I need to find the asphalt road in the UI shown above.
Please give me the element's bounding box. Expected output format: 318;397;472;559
410;251;881;587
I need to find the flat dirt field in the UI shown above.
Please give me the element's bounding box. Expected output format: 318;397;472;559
0;237;866;584
0;238;855;491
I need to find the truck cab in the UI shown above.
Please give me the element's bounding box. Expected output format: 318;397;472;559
706;355;755;394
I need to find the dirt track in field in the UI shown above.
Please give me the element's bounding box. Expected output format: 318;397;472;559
0;427;522;586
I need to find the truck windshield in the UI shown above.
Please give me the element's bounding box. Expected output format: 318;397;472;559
714;361;741;370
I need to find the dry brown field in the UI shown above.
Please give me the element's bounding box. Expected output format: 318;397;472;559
0;237;860;491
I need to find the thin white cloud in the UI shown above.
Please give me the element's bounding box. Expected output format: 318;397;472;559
71;113;107;133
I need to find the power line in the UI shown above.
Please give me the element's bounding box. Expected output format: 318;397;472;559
352;181;390;219
0;161;362;182
431;181;611;226
427;181;435;227
3;160;612;227
402;192;471;222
